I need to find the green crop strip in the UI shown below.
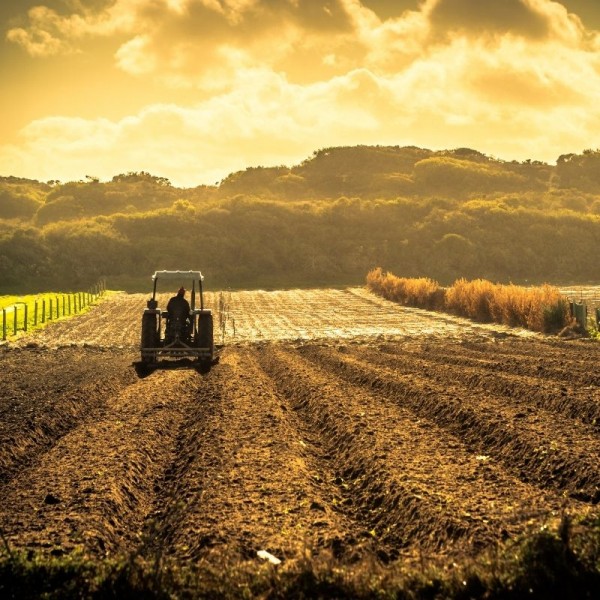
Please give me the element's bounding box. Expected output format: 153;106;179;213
0;282;107;341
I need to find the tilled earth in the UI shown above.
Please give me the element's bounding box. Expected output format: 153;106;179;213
0;289;598;570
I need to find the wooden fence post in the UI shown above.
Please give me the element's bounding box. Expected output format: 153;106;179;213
573;302;587;331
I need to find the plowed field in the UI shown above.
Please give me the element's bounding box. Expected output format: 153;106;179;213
1;288;598;574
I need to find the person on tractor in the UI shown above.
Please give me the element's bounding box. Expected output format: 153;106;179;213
166;286;191;341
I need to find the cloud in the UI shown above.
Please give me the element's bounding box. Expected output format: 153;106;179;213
6;1;593;83
6;6;84;56
427;0;552;39
3;1;600;185
113;0;363;84
5;1;139;56
3;56;600;187
0;69;383;186
114;35;156;75
6;0;358;65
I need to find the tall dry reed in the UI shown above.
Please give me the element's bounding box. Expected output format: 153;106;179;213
366;268;444;310
366;268;569;333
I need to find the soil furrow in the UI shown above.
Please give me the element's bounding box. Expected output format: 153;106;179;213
0;368;198;558
297;345;600;503
0;348;138;485
137;363;227;563
385;339;600;388
142;348;358;565
2;287;600;579
352;343;600;426
256;344;574;561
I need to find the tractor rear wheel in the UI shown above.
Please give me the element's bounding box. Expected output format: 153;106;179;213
141;313;159;363
196;313;214;367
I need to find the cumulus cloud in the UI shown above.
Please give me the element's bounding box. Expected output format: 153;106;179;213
114;35;156;75
6;0;357;65
6;6;84;56
2;57;600;186
6;1;594;81
3;0;600;184
5;1;139;56
115;0;364;85
0;69;381;185
427;0;551;40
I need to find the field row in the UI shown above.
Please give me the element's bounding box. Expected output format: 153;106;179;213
0;336;598;567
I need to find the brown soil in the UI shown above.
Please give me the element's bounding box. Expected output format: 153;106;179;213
0;288;598;569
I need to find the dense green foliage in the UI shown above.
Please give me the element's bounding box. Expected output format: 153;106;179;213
2;147;600;292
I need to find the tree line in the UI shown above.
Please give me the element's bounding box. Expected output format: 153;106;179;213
1;146;600;292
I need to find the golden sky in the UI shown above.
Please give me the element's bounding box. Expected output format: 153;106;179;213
1;0;600;186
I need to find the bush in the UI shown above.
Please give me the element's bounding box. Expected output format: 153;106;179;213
367;269;570;333
366;268;444;309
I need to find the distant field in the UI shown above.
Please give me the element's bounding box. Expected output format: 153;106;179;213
560;285;600;305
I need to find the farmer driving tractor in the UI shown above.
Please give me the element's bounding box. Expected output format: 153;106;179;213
166;286;191;342
140;270;214;366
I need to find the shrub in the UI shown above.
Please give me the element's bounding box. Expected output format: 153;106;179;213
366;268;444;309
367;269;570;333
445;278;496;322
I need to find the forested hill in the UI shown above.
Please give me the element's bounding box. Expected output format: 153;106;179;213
1;146;600;292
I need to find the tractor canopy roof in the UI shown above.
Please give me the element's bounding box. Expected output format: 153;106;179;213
152;270;204;282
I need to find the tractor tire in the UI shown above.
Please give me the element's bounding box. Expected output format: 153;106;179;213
141;313;159;363
196;312;214;367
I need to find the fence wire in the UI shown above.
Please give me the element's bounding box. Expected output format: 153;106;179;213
1;280;106;341
560;286;600;331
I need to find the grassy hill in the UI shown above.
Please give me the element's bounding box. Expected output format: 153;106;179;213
1;146;600;292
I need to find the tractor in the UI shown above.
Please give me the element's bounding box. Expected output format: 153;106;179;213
140;270;214;367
